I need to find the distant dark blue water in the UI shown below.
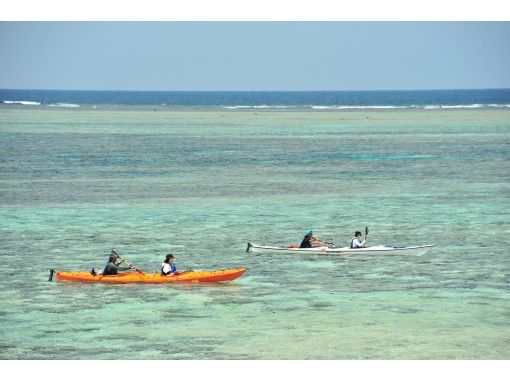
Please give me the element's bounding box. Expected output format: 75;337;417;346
1;88;510;109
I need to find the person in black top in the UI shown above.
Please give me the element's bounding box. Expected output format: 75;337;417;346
300;230;314;248
299;230;330;248
101;251;133;275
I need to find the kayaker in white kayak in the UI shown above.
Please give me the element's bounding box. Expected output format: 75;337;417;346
350;231;366;248
161;254;178;276
299;230;328;248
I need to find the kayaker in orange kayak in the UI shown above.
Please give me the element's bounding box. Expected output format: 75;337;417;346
161;254;178;276
100;250;134;275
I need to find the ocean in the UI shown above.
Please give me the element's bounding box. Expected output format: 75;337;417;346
0;89;509;359
2;88;510;109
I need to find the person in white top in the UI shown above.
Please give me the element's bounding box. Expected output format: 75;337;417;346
161;254;178;275
350;231;366;248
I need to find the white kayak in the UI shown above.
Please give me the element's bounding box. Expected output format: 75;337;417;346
246;243;434;256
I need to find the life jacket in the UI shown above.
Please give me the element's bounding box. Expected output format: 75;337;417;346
161;263;177;275
350;238;363;249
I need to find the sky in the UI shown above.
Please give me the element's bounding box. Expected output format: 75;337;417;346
0;22;509;91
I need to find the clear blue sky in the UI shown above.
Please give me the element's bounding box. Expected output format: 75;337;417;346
1;22;509;91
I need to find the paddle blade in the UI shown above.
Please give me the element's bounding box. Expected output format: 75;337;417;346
365;226;369;236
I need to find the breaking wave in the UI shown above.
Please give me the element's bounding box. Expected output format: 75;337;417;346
222;104;510;110
3;100;41;106
46;103;80;108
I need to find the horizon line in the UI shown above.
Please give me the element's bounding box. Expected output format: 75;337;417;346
1;87;510;92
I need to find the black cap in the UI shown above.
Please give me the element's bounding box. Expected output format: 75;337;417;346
166;254;174;259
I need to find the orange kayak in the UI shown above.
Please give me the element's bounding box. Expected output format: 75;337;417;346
54;268;246;283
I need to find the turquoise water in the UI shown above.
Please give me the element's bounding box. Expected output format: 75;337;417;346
0;108;509;359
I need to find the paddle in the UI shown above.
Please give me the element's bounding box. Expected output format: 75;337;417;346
116;254;145;275
174;268;194;275
315;238;335;247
